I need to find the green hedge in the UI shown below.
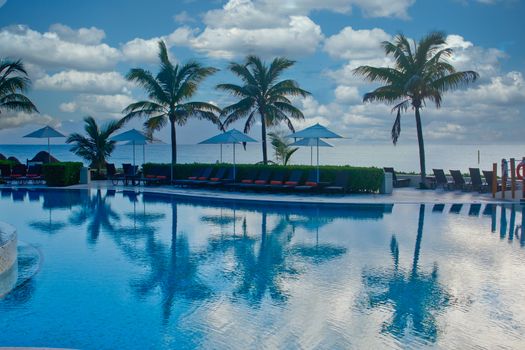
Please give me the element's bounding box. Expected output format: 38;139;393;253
0;160;15;168
143;163;384;193
43;162;83;187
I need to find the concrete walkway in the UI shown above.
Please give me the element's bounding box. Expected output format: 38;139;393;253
63;180;520;206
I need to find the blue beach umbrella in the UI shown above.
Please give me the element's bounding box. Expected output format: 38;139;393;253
290;137;333;166
111;129;149;171
287;124;343;182
199;129;257;181
23;125;66;163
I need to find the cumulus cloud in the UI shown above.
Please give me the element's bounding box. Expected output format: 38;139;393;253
173;11;197;24
35;70;130;94
0;25;121;71
324;27;391;60
178;16;323;59
59;94;135;119
48;23;105;45
0;112;59;130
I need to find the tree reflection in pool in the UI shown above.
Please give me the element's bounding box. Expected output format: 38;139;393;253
0;188;524;349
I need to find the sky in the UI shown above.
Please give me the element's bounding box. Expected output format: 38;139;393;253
0;0;524;145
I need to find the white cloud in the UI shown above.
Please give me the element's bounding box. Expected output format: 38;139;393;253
324;27;391;60
60;94;134;119
121;27;191;63
35;70;130;94
48;23;105;45
334;85;361;103
0;25;121;71
0;112;59;130
179;16;323;59
173;11;197;24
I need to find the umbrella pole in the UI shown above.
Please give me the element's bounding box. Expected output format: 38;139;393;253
317;138;320;182
310;146;313;166
233;143;236;182
48;137;50;163
220;144;223;163
143;144;146;165
133;141;136;175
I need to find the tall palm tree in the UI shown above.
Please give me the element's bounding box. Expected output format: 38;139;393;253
353;32;479;186
0;58;38;116
66;116;123;175
218;56;310;164
123;41;221;179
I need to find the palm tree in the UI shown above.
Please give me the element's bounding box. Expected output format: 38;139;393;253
66;116;123;175
353;32;479;186
268;131;298;165
218;56;310;164
123;41;221;179
0;58;38;116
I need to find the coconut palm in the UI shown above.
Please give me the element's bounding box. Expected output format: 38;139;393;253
66;116;123;175
268;131;298;165
353;32;479;186
123;41;221;179
218;56;310;164
0;59;38;116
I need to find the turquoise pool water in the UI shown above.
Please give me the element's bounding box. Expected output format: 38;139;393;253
0;188;524;349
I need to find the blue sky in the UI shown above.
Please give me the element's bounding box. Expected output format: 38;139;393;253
0;0;524;145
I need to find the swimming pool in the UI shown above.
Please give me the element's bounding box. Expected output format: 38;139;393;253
0;188;524;349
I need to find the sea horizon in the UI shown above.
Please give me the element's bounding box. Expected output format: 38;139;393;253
1;143;522;173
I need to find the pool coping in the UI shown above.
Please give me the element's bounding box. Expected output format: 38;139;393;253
2;180;522;206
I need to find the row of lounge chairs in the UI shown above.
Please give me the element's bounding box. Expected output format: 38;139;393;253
432;168;498;192
0;163;45;185
173;167;351;193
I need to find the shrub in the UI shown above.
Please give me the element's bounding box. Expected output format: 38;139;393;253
143;163;383;193
43;162;83;187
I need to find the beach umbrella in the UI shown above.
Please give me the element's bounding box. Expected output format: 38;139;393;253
290;137;333;166
287;123;342;182
124;136;162;165
23;126;66;163
199;129;257;181
111;129;149;172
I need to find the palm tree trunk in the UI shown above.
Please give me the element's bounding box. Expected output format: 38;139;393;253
415;107;426;187
411;204;425;277
170;119;177;181
261;115;268;164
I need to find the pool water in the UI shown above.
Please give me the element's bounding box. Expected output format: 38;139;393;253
0;188;524;349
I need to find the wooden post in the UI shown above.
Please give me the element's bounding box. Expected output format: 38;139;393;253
492;163;497;198
510;158;516;199
522;157;525;203
501;159;506;200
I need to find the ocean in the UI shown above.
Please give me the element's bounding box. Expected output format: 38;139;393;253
0;143;522;173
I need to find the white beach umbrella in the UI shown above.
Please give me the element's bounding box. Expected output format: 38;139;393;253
199;129;257;181
290;137;333;166
287;124;343;182
23;125;66;163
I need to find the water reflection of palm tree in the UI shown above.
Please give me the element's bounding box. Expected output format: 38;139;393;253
69;189;120;244
362;204;450;343
131;201;211;323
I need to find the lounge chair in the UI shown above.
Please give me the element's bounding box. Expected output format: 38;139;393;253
469;168;486;192
449;170;468;190
266;170;286;191
433;169;454;190
225;169;259;190
123;163;140;186
324;171;350;194
279;170;303;191
384;167;411;188
188;167;214;186
238;169;272;190
0;164;11;182
294;170;323;192
9;164;27;184
106;163;125;185
26;164;44;184
141;165;170;185
207;168;234;187
173;168;204;187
